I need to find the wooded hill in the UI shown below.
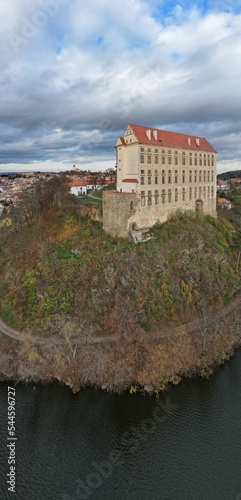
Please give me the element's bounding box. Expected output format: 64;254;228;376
217;170;241;180
0;175;241;392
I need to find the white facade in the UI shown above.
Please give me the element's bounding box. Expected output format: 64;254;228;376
70;186;87;196
114;123;217;231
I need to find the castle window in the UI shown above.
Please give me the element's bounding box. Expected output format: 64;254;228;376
168;189;172;203
189;157;192;166
140;155;144;163
168;157;171;164
161;189;165;203
130;201;134;211
155;149;158;153
199;171;202;182
175;188;178;201
175;170;178;183
182;189;186;201
203;171;206;182
148;177;151;184
155;190;159;204
189;187;192;200
207;171;210;182
154;170;158;174
194;170;197;182
148;155;151;164
162;156;165;164
155;155;158;164
199;187;202;198
140;147;144;152
148;148;151;152
211;171;214;182
175;157;178;165
203;186;206;198
141;177;144;185
168;170;171;183
189;171;192;182
148;170;151;175
155;176;158;184
208;186;210;197
147;191;152;205
141;170;144;174
182;170;185;183
162;171;165;184
211;186;214;197
194;187;197;199
182;155;186;166
194;157;197;166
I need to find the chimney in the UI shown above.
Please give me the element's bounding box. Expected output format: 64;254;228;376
153;130;158;140
196;138;200;147
146;129;151;140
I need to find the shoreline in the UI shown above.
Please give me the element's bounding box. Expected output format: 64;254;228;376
0;297;240;394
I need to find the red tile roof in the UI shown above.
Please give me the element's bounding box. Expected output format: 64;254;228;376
69;180;86;188
129;123;217;153
122;178;138;183
218;198;231;204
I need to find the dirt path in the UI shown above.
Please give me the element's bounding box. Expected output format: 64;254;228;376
0;318;116;345
0;294;240;346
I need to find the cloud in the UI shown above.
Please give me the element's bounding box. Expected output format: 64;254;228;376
0;0;241;174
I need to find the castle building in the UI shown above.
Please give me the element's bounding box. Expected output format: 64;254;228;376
103;123;217;237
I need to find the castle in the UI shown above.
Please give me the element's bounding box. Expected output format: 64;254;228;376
103;123;217;238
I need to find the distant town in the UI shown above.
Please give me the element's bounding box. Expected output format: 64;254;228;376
0;167;117;217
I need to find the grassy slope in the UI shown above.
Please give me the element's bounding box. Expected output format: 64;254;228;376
0;211;239;332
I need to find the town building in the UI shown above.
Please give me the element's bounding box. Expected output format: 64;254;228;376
217;198;232;209
217;179;228;191
69;179;88;196
103;123;217;237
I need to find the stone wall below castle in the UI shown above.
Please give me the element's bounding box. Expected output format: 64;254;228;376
103;191;217;238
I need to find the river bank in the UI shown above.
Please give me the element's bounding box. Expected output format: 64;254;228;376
0;296;241;393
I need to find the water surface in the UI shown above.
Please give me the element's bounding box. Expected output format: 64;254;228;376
1;351;241;499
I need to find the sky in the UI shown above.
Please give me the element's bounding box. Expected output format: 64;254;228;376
0;0;241;174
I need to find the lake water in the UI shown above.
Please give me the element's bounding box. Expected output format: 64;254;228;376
1;350;241;500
